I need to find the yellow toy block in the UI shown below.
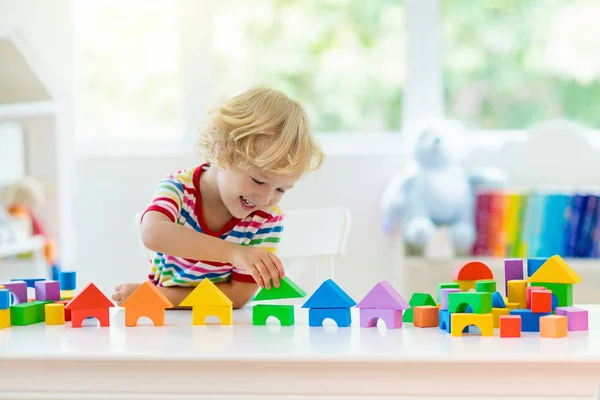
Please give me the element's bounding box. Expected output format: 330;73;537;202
456;280;478;291
60;290;75;300
179;278;233;308
451;313;493;337
191;305;232;325
492;308;510;328
45;303;65;325
527;255;582;284
0;309;10;329
507;280;527;308
505;302;519;310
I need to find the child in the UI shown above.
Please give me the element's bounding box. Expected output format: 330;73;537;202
111;87;325;309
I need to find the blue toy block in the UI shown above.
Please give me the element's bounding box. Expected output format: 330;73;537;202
0;289;9;310
510;309;551;332
492;292;506;308
552;293;558;311
527;257;548;277
51;264;62;281
439;309;469;333
59;271;77;291
302;279;356;309
308;307;352;327
11;278;45;289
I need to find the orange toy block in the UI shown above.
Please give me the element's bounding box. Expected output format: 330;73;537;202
540;315;567;338
65;282;114;328
413;306;439;328
500;315;521;338
452;261;493;281
531;289;552;313
121;281;174;327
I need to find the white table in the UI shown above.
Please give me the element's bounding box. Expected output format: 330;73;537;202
0;305;599;400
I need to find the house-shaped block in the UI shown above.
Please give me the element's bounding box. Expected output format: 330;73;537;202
252;276;306;326
528;255;581;307
121;281;173;327
65;283;114;328
301;279;356;327
179;278;233;325
356;281;409;329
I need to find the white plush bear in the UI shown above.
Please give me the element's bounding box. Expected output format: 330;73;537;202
381;120;506;256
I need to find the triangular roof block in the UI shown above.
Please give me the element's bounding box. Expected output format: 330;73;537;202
356;281;409;310
528;255;582;284
253;276;307;301
121;281;173;309
301;279;356;309
179;278;232;307
65;282;114;310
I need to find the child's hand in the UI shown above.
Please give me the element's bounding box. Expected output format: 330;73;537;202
111;283;141;305
229;246;285;289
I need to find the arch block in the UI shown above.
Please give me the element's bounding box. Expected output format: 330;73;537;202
447;292;492;314
451;313;493;337
308;308;352;327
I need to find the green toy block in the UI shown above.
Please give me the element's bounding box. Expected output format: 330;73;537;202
447;292;492;314
403;292;436;322
252;304;295;326
531;282;572;307
253;276;307;301
10;301;52;326
437;282;460;302
475;280;496;293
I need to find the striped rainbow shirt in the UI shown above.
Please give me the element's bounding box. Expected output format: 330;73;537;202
142;164;284;287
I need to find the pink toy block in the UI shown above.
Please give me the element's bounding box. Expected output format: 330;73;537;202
440;288;460;310
35;280;60;301
359;308;402;329
0;281;27;304
555;306;588;331
356;281;409;310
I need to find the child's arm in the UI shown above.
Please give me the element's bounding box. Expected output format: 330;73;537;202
155;280;258;310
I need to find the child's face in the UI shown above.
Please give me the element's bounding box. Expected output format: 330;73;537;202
217;164;300;219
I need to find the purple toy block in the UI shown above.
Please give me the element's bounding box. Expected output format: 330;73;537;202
356;281;409;310
34;280;60;301
504;259;524;296
555;306;588;331
440;288;460;310
359;308;403;329
0;281;27;304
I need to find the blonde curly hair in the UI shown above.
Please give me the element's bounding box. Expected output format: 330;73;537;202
197;87;325;176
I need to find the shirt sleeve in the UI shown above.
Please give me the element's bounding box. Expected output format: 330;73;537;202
141;174;185;223
230;212;285;283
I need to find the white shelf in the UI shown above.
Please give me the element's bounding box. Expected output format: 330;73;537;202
0;101;56;119
0;235;45;258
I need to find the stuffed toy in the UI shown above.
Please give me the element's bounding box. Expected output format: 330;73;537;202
381;120;506;256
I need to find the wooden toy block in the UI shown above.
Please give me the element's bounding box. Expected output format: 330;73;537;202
360;308;402;328
437;282;460;302
527;257;548;278
59;271;77;290
45;303;65;325
65;282;114;328
540;315;567;338
35;280;60;301
308;308;352;327
475;280;496;293
450;313;493;337
452;261;493;281
121;281;173;327
11;278;45;288
440;288;460;310
447;292;492;314
303;279;357;309
457;280;477;291
500;315;521;337
531;282;572;307
253;276;307;301
10;301;50;326
0;289;10;310
509;309;551;332
179;278;233;308
492;307;510;328
414;306;439;328
531;289;552;313
526;286;547;309
0;309;10;329
356;281;408;309
527;255;581;284
507;280;527;308
60;290;75;300
439;309;451;332
70;309;110;328
0;281;27;304
252;304;294;326
555;306;588;331
505;302;519;310
54;300;71;321
190;306;232;325
402;292;436;322
504;259;524;295
491;291;506;308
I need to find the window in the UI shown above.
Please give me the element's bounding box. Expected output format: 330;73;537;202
443;0;600;130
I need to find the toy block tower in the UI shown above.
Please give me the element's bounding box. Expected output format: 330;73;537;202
356;281;409;329
65;283;114;328
179;278;233;325
252;276;306;326
447;291;494;337
452;260;494;291
121;281;174;327
402;292;436;323
301;279;356;327
527;255;581;307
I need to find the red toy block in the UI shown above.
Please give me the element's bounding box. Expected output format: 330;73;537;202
526;286;546;308
65;283;114;328
531;289;552;313
500;315;521;338
452;261;493;281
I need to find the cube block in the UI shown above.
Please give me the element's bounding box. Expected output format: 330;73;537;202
540;315;567;338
